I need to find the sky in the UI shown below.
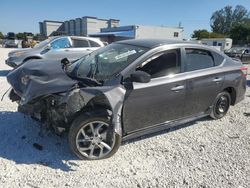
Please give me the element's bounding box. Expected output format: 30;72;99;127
0;0;250;38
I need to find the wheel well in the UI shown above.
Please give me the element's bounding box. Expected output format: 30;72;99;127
74;95;112;119
23;56;41;63
223;87;236;105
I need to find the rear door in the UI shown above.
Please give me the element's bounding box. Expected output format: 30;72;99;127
67;38;92;60
123;48;186;133
183;48;225;117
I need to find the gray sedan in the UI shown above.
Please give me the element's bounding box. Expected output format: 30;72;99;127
5;36;104;68
7;39;247;160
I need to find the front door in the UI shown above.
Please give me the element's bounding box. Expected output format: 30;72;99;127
44;37;72;60
123;48;186;133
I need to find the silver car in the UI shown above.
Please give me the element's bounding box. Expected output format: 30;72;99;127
5;36;104;68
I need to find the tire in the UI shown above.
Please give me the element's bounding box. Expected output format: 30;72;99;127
210;91;231;120
68;113;121;160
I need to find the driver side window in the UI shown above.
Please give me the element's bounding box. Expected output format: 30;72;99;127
137;49;181;78
50;38;71;49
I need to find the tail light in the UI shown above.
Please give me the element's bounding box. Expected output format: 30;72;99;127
241;66;248;77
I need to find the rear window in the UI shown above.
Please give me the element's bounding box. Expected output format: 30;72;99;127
185;49;214;72
72;39;89;48
89;40;101;47
212;51;225;66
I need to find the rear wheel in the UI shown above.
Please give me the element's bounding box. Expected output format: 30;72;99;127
210;91;231;119
68;114;121;160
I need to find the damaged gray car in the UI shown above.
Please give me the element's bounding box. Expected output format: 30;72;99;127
7;39;247;160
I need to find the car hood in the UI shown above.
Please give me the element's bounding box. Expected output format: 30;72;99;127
7;59;78;104
8;48;31;56
9;48;42;58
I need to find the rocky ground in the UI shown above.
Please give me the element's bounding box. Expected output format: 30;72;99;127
0;48;249;188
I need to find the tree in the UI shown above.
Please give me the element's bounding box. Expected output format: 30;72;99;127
230;24;250;44
210;5;249;35
191;29;226;39
191;29;210;39
0;32;4;39
209;32;226;38
16;32;26;40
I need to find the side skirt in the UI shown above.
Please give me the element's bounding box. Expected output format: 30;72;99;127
122;112;209;142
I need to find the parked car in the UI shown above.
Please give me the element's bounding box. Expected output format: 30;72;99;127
5;36;104;68
225;47;250;64
7;39;247;160
4;40;18;48
4;32;18;48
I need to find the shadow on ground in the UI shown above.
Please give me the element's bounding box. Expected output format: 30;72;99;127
0;70;11;77
0;111;77;171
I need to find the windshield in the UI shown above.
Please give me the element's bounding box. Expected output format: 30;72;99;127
33;37;54;49
225;47;245;54
69;43;148;81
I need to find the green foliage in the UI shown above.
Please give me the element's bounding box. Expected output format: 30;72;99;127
210;5;249;35
191;29;226;39
191;29;210;40
0;32;4;39
230;23;250;44
209;32;226;38
16;33;26;39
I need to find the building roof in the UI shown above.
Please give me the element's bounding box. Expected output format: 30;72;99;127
82;16;120;21
201;38;232;41
116;39;189;48
43;20;63;24
89;30;135;38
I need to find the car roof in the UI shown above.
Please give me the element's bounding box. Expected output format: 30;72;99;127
115;39;197;49
48;36;104;46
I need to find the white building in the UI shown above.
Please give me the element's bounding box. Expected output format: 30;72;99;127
39;16;120;37
201;38;233;51
90;25;184;43
39;20;64;37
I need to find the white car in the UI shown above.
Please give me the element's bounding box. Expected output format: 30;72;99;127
6;36;104;68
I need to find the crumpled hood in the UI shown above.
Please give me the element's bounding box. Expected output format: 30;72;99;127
7;59;78;104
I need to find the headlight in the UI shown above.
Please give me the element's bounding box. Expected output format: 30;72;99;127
21;75;30;85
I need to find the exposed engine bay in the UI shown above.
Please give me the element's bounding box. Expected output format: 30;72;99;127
7;58;125;135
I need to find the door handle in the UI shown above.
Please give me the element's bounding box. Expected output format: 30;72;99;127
212;77;223;82
64;49;70;52
171;85;185;92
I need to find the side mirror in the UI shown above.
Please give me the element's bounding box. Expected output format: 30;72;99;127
130;71;151;83
61;58;71;71
40;44;51;55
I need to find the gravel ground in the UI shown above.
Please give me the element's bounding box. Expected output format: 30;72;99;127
0;47;250;188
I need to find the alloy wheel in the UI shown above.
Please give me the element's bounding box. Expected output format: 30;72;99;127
75;121;115;159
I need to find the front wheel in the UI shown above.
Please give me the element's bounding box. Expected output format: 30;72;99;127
210;91;231;119
68;114;121;160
